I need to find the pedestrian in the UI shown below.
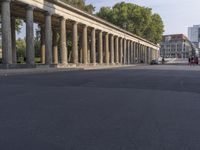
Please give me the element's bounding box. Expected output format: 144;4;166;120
162;57;165;64
191;56;195;66
195;57;199;65
188;57;191;66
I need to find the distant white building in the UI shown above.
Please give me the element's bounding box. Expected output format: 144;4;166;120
188;25;200;56
160;34;193;58
188;25;200;43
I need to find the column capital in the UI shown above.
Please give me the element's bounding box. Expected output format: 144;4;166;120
96;29;102;32
82;24;88;28
59;16;67;21
72;20;78;25
102;31;108;34
95;29;103;33
45;11;53;16
26;5;35;10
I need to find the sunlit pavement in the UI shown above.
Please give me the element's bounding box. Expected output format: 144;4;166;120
0;65;200;150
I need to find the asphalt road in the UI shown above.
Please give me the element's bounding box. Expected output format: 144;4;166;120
1;65;200;150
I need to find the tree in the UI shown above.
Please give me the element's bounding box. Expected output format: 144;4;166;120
148;14;164;44
16;19;23;33
97;2;164;44
97;7;113;21
16;38;26;63
62;0;95;14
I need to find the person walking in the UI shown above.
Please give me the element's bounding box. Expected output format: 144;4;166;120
188;57;191;66
191;56;195;67
195;57;199;65
162;57;165;64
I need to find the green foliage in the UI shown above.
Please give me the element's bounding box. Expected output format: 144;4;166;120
16;38;26;63
97;7;113;21
34;29;41;58
16;19;23;33
62;0;95;14
97;2;164;44
84;4;95;14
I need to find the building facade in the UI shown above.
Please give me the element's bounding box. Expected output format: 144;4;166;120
188;25;200;57
160;34;193;58
188;25;200;43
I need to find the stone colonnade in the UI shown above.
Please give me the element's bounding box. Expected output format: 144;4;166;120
0;0;159;67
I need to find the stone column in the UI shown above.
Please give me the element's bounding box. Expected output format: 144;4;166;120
141;45;143;63
129;41;132;64
60;17;67;65
130;42;133;64
53;29;58;64
110;35;114;64
105;33;109;64
91;28;96;65
145;46;148;63
40;25;45;64
140;45;143;63
1;0;12;64
143;46;146;63
127;40;130;64
45;12;52;65
82;25;88;65
138;44;140;63
154;49;156;60
72;21;78;64
155;49;158;59
135;43;138;63
115;36;119;64
150;48;153;62
119;38;123;64
79;35;83;63
98;31;103;64
140;45;142;63
123;39;127;64
26;5;35;65
133;42;136;64
143;46;145;63
147;47;150;64
11;17;17;64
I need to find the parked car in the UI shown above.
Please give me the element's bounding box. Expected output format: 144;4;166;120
150;59;159;65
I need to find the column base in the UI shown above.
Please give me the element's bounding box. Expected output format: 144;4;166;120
0;64;57;69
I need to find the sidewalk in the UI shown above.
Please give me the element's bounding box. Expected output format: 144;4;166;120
0;64;137;76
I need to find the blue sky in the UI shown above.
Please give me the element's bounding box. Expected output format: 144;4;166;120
86;0;200;36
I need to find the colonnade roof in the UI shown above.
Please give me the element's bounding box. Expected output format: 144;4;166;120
50;0;158;48
14;0;159;49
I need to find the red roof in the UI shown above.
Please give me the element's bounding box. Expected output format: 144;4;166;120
162;34;188;41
